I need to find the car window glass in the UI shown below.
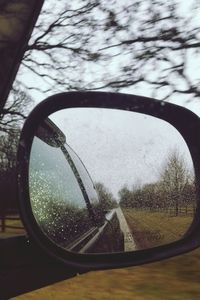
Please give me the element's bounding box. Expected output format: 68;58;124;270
29;136;95;247
30;137;86;209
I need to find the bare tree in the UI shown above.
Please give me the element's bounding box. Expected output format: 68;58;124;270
119;150;195;215
0;85;33;132
159;150;192;216
0;85;32;215
20;0;102;94
14;0;200;100
1;1;199;125
0;127;20;214
95;0;200;99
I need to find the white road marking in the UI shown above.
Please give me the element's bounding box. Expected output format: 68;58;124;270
115;207;137;251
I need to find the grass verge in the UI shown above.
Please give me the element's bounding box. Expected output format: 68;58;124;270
12;248;200;300
122;208;193;249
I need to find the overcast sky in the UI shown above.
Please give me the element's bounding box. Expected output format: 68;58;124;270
50;108;193;198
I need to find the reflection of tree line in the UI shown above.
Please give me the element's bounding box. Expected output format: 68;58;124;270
119;151;196;216
94;182;118;223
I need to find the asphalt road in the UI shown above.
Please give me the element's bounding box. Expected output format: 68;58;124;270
115;207;137;251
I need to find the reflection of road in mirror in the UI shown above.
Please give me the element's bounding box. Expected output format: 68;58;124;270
29;109;196;254
115;207;137;251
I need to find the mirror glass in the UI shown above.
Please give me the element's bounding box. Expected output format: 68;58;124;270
29;108;197;253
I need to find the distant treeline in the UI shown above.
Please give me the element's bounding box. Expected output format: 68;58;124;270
119;151;196;216
0;129;20;214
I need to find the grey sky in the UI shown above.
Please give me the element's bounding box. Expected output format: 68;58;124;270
50;108;193;198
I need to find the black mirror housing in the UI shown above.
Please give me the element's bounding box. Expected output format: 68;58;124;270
17;91;200;271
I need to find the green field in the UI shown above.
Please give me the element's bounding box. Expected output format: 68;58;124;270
122;208;193;249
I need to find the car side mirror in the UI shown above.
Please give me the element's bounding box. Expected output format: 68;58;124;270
17;91;200;271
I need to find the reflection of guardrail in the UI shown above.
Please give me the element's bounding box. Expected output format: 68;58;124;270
0;213;24;232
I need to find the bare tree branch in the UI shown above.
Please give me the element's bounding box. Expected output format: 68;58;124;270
11;0;200;101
